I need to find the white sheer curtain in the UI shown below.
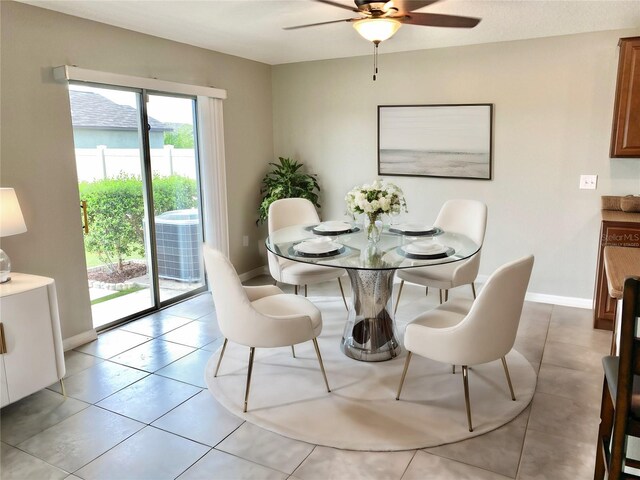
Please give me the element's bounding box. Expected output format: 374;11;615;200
197;96;229;257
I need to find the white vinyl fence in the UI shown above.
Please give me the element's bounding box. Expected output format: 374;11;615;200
75;146;197;182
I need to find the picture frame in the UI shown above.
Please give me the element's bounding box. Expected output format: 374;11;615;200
378;104;493;180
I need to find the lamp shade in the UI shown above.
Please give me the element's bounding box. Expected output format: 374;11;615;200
353;18;401;43
0;188;27;237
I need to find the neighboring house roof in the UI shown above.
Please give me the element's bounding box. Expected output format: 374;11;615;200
69;90;169;131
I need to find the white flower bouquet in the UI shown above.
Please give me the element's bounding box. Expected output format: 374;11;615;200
345;180;407;242
345;179;407;219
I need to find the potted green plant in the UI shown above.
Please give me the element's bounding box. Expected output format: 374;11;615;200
257;157;321;224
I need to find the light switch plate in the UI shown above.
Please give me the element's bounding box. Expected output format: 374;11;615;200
579;174;598;190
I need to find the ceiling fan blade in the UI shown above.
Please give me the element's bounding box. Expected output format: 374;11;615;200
389;0;440;13
400;11;481;28
283;18;356;30
315;0;360;13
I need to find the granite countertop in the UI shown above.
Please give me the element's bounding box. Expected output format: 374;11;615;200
604;246;640;299
602;210;640;223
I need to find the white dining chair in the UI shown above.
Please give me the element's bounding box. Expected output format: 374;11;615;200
394;199;487;313
396;255;534;432
268;198;348;309
203;245;331;412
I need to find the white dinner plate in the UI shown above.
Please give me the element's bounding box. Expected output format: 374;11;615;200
393;223;436;235
313;221;352;233
401;241;448;256
294;238;342;255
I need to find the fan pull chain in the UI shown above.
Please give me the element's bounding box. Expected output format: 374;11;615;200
373;42;379;81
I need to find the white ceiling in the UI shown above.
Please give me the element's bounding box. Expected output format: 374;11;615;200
19;0;640;65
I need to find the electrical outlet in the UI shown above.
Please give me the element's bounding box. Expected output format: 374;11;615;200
242;235;249;247
579;174;598;190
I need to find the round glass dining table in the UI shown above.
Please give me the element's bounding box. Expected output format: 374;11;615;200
265;222;480;362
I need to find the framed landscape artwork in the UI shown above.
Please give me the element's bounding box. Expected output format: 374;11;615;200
378;104;493;180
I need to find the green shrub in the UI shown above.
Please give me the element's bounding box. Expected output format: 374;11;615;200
79;174;145;273
79;174;198;273
152;175;198;216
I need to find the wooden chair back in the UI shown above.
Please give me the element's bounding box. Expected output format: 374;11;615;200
595;276;640;479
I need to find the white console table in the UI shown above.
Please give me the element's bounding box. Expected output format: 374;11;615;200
0;273;66;407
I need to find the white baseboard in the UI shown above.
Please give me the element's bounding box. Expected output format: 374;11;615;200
63;329;98;351
474;275;593;309
238;265;269;282
406;274;594;310
240;268;594;309
524;293;593;309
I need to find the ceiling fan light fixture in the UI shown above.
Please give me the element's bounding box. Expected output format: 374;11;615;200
353;17;401;43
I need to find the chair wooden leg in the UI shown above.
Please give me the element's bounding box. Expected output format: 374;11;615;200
396;351;413;400
501;357;516;401
243;347;256;413
439;289;443;304
462;365;473;432
214;338;228;377
609;382;628;479
425;286;429;296
312;338;331;392
338;277;348;311
394;280;405;315
445;289;449;302
595;376;614;480
452;365;456;374
60;378;67;397
291;345;296;358
273;279;277;286
304;284;308;297
294;285;298;295
471;282;477;299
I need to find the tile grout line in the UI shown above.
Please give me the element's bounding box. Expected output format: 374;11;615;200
421;444;520;479
170;443;213;479
1;440;73;477
289;444;318;478
514;302;553;480
67;421;146;476
212;441;294;477
398;449;418;480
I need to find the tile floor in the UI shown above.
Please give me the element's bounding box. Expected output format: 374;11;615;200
1;276;610;480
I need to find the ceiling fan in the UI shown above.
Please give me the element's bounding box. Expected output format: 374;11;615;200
284;0;481;80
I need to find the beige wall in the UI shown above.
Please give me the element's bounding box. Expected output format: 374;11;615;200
3;0;639;344
272;28;640;301
0;1;273;340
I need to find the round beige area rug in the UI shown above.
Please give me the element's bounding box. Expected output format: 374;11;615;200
205;297;536;451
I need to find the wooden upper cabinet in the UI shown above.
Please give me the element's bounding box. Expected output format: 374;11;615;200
611;37;640;158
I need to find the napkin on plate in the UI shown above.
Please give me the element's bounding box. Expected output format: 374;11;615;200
315;221;352;232
395;223;434;234
402;240;448;256
295;237;341;254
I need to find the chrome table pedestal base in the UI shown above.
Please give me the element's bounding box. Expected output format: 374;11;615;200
341;269;400;362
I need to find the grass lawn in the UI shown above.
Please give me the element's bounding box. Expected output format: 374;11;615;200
85;251;104;268
91;285;146;305
84;251;143;268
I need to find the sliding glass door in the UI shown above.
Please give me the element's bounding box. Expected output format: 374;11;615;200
70;84;206;329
